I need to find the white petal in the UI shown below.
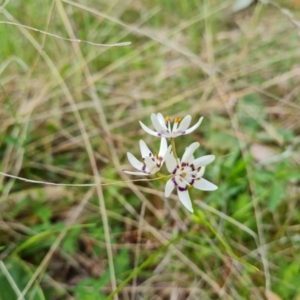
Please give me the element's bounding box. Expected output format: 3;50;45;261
165;147;178;173
127;152;143;171
185;174;195;183
197;166;205;177
165;179;175;197
158;137;168;158
193;155;215;168
156;113;168;131
193;178;218;191
177;188;193;212
176;115;191;133
139;140;152;158
181;142;200;164
144;156;157;173
161;132;172;138
172;122;178;132
151;113;167;133
123;170;149;176
182;116;203;135
139;121;159;137
189;155;195;164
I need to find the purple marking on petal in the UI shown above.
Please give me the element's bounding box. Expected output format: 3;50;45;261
190;179;195;186
191;164;195;171
172;166;179;174
172;178;178;186
158;133;162;137
178;186;188;192
142;164;146;171
181;162;187;167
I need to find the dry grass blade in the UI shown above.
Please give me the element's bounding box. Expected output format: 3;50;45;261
0;21;131;47
1;0;299;298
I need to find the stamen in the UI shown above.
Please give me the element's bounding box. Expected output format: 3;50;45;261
174;117;182;123
165;116;171;123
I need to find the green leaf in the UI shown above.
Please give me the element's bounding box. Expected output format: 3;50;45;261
75;277;109;300
269;182;284;211
0;256;45;300
14;223;95;254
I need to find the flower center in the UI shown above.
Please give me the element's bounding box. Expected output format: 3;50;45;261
180;172;187;178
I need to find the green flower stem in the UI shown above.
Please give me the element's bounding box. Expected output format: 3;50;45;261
170;138;178;161
189;189;258;272
155;172;172;183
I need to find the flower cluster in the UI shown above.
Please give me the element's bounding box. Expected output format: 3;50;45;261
123;113;217;213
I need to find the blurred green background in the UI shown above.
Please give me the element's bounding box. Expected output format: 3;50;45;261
0;0;300;299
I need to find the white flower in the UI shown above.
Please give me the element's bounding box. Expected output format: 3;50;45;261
139;113;203;138
123;138;168;176
165;142;217;213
